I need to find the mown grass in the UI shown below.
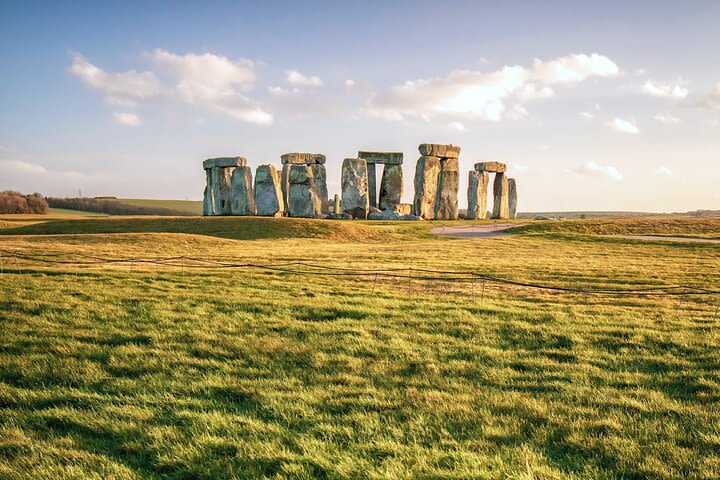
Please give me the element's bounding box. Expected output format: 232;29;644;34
113;199;203;216
1;216;719;479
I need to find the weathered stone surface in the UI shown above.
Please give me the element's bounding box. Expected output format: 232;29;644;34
492;172;510;219
333;194;340;214
231;166;255;215
434;158;459;220
392;203;412;215
369;210;401;220
508;178;518;219
203;157;247;169
357;151;403;165
379;164;403;211
310;164;329;214
368;206;381;214
474;162;507;173
341;158;369;219
288;165;321;218
467;171;490;220
413;156;441;219
280;164;291;215
254;164;284;217
203;169;213;216
329;212;353;220
209;166;234;215
281;153;326;164
400;214;423;221
367;162;377;208
418;144;460;159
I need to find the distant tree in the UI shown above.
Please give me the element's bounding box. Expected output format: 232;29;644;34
46;197;190;216
26;193;49;214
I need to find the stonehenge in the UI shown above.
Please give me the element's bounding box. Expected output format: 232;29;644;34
202;144;519;221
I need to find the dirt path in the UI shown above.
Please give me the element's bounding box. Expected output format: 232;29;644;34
430;223;526;238
615;235;720;244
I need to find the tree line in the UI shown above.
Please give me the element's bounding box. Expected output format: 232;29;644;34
46;197;189;216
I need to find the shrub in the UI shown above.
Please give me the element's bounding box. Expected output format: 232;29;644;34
0;191;48;214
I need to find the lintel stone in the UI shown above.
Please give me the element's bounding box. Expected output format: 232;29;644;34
474;161;507;173
203;157;247;169
357;151;403;165
418;144;460;159
281;153;326;164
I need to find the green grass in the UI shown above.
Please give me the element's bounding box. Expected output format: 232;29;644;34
1;216;719;479
48;208;109;217
115;199;203;215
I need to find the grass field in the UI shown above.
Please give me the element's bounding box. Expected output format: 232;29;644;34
1;216;719;479
113;199;203;216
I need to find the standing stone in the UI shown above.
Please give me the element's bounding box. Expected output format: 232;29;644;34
341;158;369;219
280;164;291;215
413;156;441;219
378;164;403;211
492;173;510;220
467;171;490;220
435;158;459;220
231;166;255;215
254;164;284;217
333;194;340;214
367;163;378;208
203;169;213;216
210;167;234;215
288;165;320;218
508;178;518;219
281;153;326;164
310;164;329;214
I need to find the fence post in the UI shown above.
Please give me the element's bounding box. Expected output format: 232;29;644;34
371;273;378;295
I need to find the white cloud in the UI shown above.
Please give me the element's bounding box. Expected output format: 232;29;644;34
531;53;620;84
286;70;323;87
112;112;142;127
509;163;529;174
642;80;688;99
70;54;163;99
580;111;595;119
653;113;680;124
0;159;47;174
572;161;624;181
367;52;619;122
70;51;272;125
506;104;528;120
697;83;720;110
607;117;639;134
345;79;356;88
656;166;673;176
448;121;467;131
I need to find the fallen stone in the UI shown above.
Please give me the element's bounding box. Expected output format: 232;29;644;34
400;214;423;221
368;206;381;214
434;158;459;220
357;151;403;165
231;166;255;215
492;172;510;219
508;178;518;219
328;212;353;220
467;171;490;220
418;144;460;159
203;157;247;169
412;155;441;219
368;210;401;220
254;164;284;217
474;161;507;173
379;164;403;211
288;165;321;218
392;203;412;215
281;153;326;164
341;157;369;219
310;164;329;214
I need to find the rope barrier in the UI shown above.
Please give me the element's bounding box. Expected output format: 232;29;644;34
1;248;719;297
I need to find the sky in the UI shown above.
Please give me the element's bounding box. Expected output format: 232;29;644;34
1;0;719;212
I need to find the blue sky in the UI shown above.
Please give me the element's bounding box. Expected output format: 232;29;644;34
1;0;719;211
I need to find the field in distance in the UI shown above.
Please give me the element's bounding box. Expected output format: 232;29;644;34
0;215;719;479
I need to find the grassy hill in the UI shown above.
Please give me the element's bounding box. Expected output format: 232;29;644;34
115;198;203;215
0;216;719;478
